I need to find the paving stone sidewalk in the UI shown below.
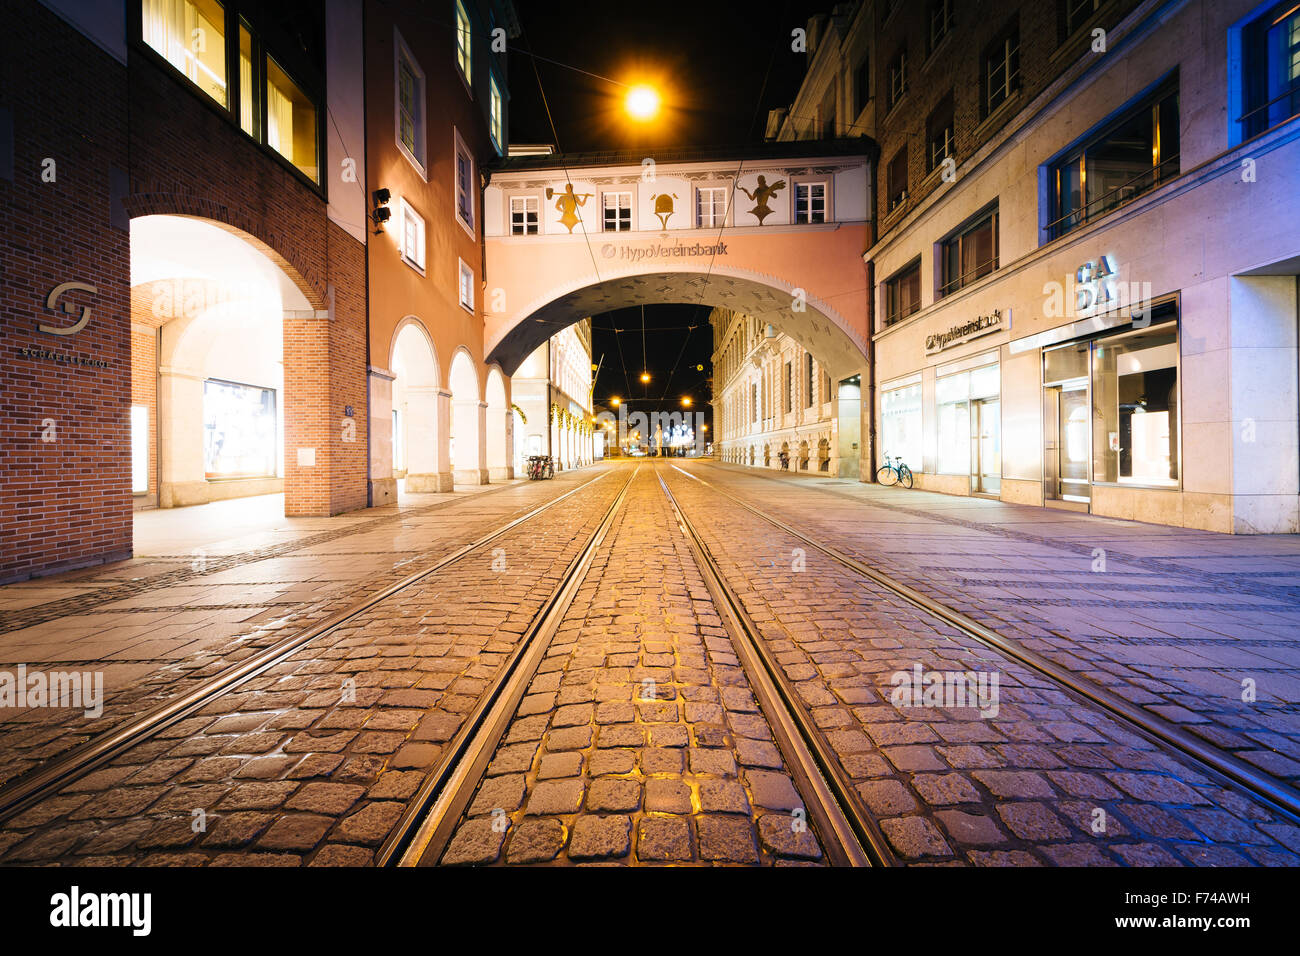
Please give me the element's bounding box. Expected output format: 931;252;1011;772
0;473;624;866
664;465;1300;866
696;462;1300;787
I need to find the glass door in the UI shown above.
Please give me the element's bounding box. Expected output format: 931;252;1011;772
970;399;1001;495
1051;379;1091;502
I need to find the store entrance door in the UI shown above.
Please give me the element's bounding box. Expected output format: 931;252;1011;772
970;399;1000;496
1044;379;1090;508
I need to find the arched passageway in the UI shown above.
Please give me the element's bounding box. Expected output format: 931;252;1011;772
449;349;487;485
485;367;512;480
389;320;450;495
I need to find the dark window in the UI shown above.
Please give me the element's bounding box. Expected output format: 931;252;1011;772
1238;1;1300;140
884;260;922;327
1048;76;1179;239
940;206;998;296
1060;0;1101;41
927;93;955;172
888;48;907;110
805;354;814;407
929;0;953;54
853;56;870;114
887;146;908;212
785;362;793;413
795;182;827;224
982;20;1020;118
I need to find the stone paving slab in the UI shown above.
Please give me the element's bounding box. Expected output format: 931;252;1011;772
0;470;603;789
694;462;1300;787
439;467;826;867
663;465;1300;867
0;471;626;866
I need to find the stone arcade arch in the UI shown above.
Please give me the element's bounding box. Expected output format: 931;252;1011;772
388;319;450;495
449;348;487;485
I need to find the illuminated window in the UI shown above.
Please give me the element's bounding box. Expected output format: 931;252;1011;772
141;0;228;106
458;259;475;311
396;36;425;171
881;383;922;471
456;0;472;85
795;182;826;223
696;186;727;227
603;192;632;231
940;205;998;296
510;195;539;235
489;74;504;152
239;24;259;138
400;199;426;270
266;57;319;183
883;259;921;327
203;380;277;479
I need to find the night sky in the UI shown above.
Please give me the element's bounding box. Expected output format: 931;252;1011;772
508;0;832;418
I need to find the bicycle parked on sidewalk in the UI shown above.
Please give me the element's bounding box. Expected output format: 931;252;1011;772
876;453;914;489
526;455;555;480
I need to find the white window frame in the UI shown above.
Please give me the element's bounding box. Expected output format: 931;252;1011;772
453;127;476;238
695;185;729;228
509;193;540;235
602;190;633;232
489;73;504;154
794;180;829;224
400;198;426;272
394;30;426;176
458;259;475;312
455;0;472;92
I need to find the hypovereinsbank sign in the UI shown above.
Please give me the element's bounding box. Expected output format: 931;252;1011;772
925;309;1004;355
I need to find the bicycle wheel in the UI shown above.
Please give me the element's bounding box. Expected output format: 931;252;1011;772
899;465;914;489
876;464;898;486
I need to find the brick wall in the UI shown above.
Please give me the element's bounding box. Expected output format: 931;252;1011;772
873;0;1145;230
0;2;132;582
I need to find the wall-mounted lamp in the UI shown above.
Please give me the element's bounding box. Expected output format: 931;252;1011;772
371;188;392;232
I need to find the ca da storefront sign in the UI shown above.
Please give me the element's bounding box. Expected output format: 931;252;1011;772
925;309;1005;355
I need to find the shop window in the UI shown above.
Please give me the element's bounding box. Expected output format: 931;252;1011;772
935;372;971;475
883;259;922;327
510;195;539;235
881;383;922;471
940;205;998;296
1048;76;1179;239
142;0;228;107
266;57;319;183
1092;324;1179;486
1236;1;1300;141
203;380;277;479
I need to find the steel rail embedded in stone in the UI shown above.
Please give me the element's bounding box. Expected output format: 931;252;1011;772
387;467;641;867
657;470;892;867
0;472;614;829
673;464;1300;824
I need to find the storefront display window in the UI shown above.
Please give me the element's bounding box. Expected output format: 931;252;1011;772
936;371;970;475
203;379;278;479
881;383;922;471
1092;324;1179;486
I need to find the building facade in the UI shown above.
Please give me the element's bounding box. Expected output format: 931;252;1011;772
713;2;874;477
510;319;595;475
1;0;517;583
868;0;1300;533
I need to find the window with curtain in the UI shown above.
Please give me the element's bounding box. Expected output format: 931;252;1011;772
141;0;228;106
396;41;425;169
455;0;472;84
455;131;475;232
239;24;258;137
266;57;318;183
941;205;998;296
884;259;921;326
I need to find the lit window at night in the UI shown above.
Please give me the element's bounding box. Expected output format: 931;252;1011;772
266;57;319;183
141;0;227;106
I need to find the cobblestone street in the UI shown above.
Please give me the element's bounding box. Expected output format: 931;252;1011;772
1;461;1298;867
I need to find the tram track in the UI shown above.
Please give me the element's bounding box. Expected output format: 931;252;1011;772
0;470;617;829
668;463;1300;826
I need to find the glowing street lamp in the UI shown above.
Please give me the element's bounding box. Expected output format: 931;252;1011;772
681;397;692;407
625;84;660;121
610;397;620;407
640;372;651;383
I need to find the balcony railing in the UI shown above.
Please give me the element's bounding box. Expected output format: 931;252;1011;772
1045;154;1179;240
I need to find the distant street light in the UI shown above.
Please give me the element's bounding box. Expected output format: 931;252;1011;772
681;397;692;407
610;396;620;407
640;372;651;383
